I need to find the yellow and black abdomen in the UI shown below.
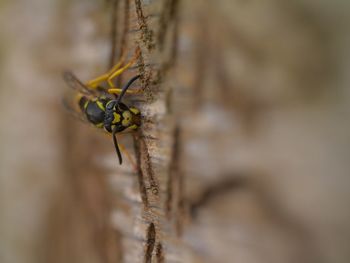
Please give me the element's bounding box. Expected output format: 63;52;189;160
78;96;108;128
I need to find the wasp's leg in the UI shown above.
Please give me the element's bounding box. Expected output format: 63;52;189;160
85;60;125;89
107;87;142;95
109;131;138;170
107;74;142;100
118;142;137;171
106;47;141;88
85;46;140;91
114;75;141;105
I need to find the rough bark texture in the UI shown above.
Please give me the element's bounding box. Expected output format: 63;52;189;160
1;1;350;263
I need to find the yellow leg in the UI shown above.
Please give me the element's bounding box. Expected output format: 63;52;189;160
103;132;138;170
107;88;142;95
85;59;124;89
85;47;140;90
118;142;137;171
106;47;141;88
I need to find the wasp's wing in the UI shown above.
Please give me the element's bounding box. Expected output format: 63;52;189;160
62;95;88;123
62;71;96;96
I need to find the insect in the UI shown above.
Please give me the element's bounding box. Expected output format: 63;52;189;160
63;48;142;165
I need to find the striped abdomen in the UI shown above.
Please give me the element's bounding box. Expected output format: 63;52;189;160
79;96;108;127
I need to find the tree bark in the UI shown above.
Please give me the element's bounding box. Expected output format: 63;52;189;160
1;1;350;263
45;0;350;262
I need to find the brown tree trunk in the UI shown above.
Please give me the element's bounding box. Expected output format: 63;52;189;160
1;1;350;263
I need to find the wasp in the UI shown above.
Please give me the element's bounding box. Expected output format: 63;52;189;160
63;48;142;165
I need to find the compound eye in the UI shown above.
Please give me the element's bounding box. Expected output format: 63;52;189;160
106;101;116;110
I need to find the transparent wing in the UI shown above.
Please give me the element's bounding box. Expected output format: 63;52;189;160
62;71;95;96
62;96;87;123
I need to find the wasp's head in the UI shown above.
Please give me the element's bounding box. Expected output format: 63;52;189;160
104;100;141;133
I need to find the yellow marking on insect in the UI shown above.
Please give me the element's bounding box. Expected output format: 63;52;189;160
130;107;140;115
112;112;120;124
122;111;132;126
112;112;121;124
84;100;89;110
122;124;139;133
95;123;104;128
96;100;105;111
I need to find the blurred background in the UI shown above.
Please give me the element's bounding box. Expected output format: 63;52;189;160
0;0;350;263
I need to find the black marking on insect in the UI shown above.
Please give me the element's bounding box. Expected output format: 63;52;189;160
63;72;141;165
